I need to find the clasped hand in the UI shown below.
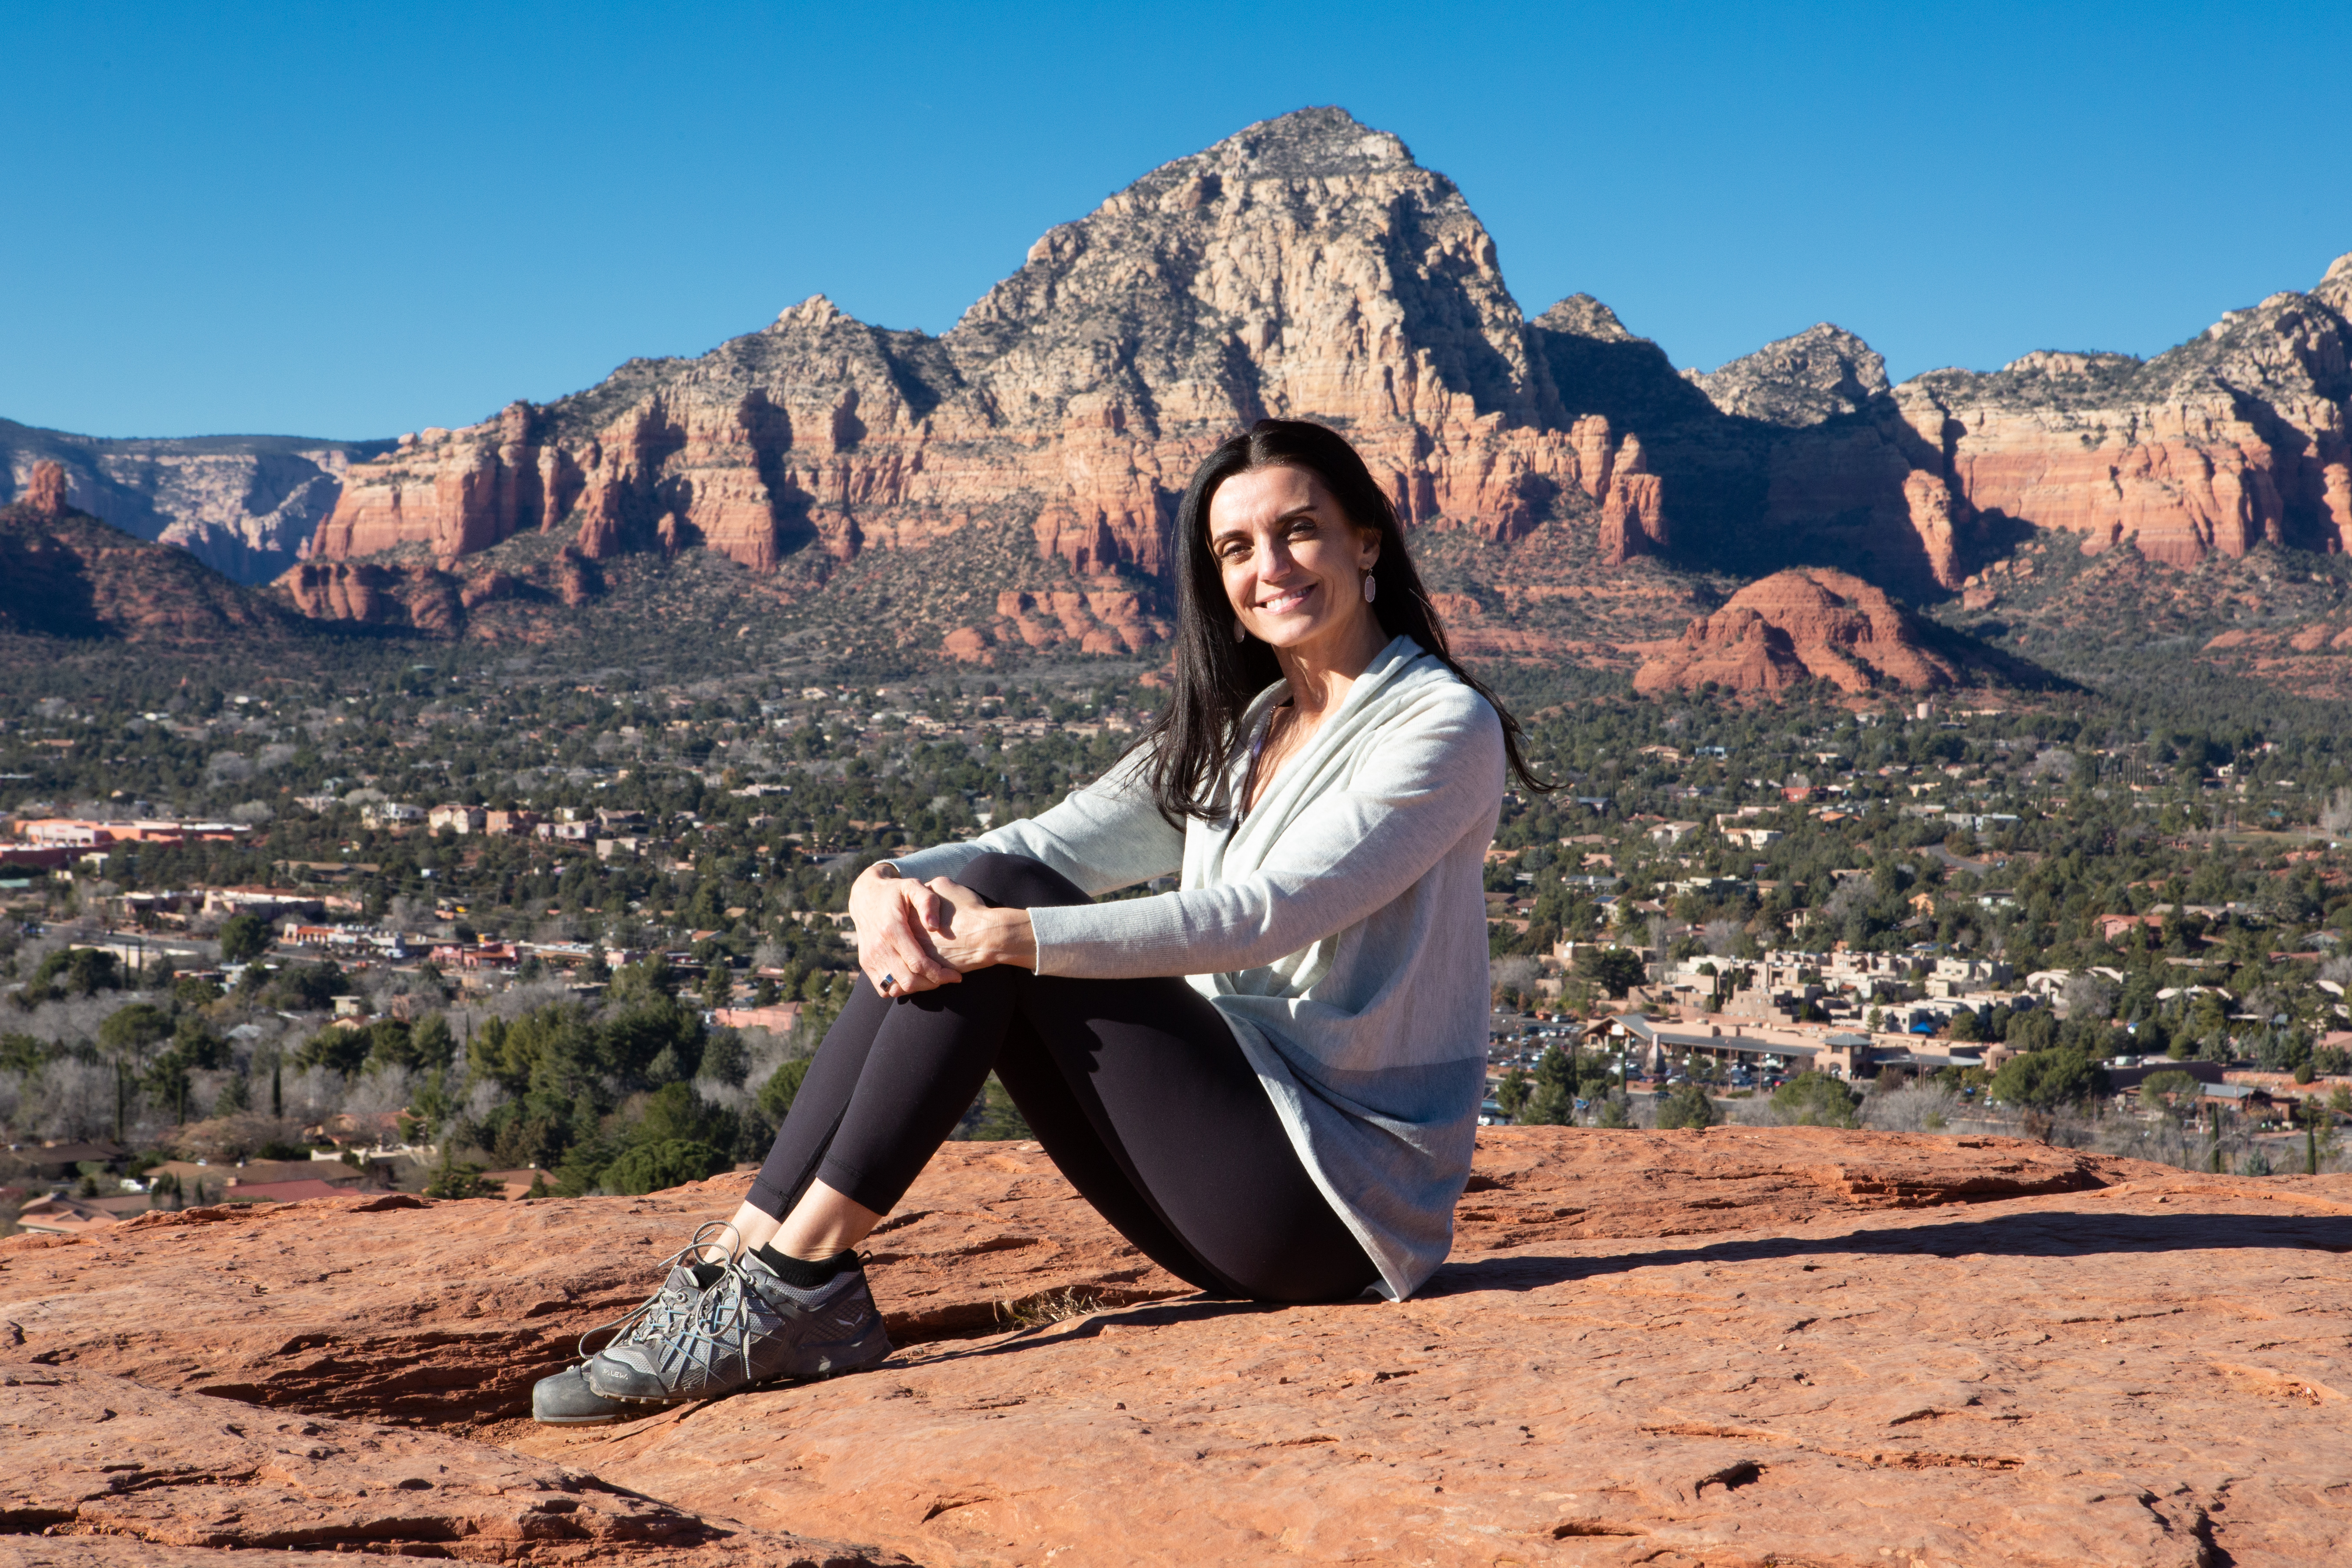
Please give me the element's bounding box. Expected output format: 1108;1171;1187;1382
848;865;1036;997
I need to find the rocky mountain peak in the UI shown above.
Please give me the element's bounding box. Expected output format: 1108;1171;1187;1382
1176;105;1413;182
775;295;845;329
1534;293;1639;343
943;102;1534;431
2316;249;2352;316
1684;323;1890;426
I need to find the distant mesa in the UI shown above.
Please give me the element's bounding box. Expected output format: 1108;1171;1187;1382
1633;567;1961;695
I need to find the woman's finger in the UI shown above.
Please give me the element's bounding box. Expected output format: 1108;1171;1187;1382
878;889;957;990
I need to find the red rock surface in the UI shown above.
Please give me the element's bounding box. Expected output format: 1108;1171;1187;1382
0;1364;901;1565
10;1129;2351;1564
1632;567;1961;694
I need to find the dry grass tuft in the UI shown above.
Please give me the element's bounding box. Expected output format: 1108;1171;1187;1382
994;1287;1104;1328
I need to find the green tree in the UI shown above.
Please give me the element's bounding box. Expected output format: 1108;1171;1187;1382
600;1140;732;1196
1577;947;1648;1000
218;912;271;965
98;1004;173;1057
1988;1048;2110;1110
701;1027;750;1087
1519;1044;1576;1124
757;1057;812;1120
2137;1069;2199;1110
409;1014;457;1072
1494;1066;1530;1120
424;1155;505;1200
1656;1081;1717;1130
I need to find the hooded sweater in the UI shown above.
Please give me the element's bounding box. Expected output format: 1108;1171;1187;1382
888;634;1504;1299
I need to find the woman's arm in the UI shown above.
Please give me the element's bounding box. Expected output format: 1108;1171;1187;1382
1024;689;1503;979
888;748;1186;895
849;748;1181;993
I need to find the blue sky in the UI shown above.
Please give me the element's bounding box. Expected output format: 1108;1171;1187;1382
5;1;2346;440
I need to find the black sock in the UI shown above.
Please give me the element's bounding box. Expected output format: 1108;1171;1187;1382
753;1243;854;1287
688;1261;726;1289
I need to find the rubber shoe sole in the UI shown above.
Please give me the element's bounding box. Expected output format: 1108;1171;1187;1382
531;1364;637;1425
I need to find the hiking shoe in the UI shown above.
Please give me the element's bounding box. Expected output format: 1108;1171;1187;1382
583;1251;892;1406
532;1219;734;1425
531;1364;636;1425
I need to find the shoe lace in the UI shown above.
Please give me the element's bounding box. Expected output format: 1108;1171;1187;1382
675;1246;862;1391
574;1218;740;1365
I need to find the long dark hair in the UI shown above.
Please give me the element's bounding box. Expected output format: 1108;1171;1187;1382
1140;418;1551;823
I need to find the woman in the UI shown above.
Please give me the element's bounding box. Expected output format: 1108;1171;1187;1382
535;418;1547;1423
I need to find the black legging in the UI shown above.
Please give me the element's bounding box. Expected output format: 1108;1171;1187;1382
747;852;1378;1303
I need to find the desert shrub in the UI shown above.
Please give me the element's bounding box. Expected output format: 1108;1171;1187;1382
1772;1071;1861;1127
1862;1081;1959;1133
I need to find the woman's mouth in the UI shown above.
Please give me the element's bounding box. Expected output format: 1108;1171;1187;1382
1257;584;1314;615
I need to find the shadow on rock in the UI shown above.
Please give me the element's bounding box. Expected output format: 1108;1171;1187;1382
1430;1206;2352;1295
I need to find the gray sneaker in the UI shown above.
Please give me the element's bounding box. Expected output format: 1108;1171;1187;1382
531;1364;636;1425
532;1220;733;1425
583;1251;892;1406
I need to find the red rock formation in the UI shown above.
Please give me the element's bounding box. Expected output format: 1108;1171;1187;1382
9;1131;2348;1566
25;458;69;515
1723;280;2352;588
1598;431;1666;560
294;110;1622;633
1635;567;1961;693
278;109;2352;642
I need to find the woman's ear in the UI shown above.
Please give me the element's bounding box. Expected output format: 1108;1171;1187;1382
1358;525;1383;570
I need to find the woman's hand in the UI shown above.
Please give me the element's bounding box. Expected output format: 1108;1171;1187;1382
923;877;1037;972
848;864;960;997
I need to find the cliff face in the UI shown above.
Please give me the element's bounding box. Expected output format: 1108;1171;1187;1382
286;111;2352;642
295;109;1703;636
0;461;297;640
1899;275;2352;567
0;420;391;584
15;111;2349;658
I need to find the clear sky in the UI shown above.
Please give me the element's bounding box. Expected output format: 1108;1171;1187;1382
5;1;2346;441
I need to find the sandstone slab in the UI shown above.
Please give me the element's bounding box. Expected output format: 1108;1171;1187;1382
0;1149;1193;1423
10;1129;2351;1566
0;1363;895;1565
520;1162;2352;1567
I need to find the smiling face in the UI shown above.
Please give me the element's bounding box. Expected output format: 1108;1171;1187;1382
1208;464;1382;660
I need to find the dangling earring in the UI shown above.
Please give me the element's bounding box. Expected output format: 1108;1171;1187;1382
1362;571;1378;604
1232;619;1246;643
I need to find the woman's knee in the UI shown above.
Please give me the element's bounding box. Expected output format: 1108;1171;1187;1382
954;852;1090;910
